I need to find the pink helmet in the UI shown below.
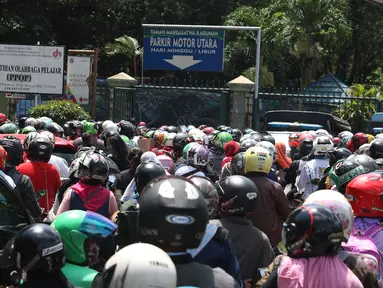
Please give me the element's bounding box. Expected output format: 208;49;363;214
157;155;175;175
138;121;146;127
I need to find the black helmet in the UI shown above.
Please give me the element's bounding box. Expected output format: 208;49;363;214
173;133;191;153
78;151;109;183
239;139;257;152
326;147;352;167
139;176;208;249
282;204;343;258
260;134;275;145
330;159;366;194
119;120;136;138
376;158;383;169
231;129;242;142
166;126;178;133
249;133;262;142
188;176;219;219
217;125;227;132
231;152;245;175
27;134;53;162
347;154;378;173
299;138;314;157
47;122;64;138
11;224;65;276
370;140;383;159
217;175;258;216
0;136;23;166
134;161;166;193
18;117;28;129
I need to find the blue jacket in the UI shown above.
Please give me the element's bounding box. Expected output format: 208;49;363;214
188;224;243;287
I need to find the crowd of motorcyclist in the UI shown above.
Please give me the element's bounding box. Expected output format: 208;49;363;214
1;112;383;287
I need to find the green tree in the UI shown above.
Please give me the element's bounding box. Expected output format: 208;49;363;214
105;35;142;76
30;100;91;125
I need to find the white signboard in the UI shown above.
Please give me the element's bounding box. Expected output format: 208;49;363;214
0;44;64;94
66;56;91;104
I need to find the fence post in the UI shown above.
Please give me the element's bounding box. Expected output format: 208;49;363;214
227;76;256;130
107;72;138;121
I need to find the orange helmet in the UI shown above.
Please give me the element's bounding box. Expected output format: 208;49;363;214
0;146;7;171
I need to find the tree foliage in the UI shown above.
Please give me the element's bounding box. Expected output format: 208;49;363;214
30;100;91;125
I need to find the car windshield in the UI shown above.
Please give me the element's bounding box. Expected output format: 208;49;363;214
53;147;75;165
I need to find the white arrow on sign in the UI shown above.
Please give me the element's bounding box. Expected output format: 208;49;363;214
164;55;202;70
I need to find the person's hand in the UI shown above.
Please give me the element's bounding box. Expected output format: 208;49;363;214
244;279;252;288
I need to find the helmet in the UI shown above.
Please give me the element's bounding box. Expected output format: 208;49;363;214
102;120;114;131
239;139;257;152
282;204;343;258
369;140;383;159
25;117;38;128
40;130;55;146
135;161;166;193
189;176;219;219
347;154;378;173
260;134;275;145
138;121;146;127
315;129;329;137
313;136;333;155
326;148;352;167
11;224;65;276
358;143;370;155
243;146;273;174
182;142;199;160
119;120;136;138
0;137;23;166
339;131;353;139
104;123;119;134
77;151;109;182
21;126;36;134
69;158;81;179
304;190;354;242
101;243;177;288
166;125;178;134
217;175;258;216
47;122;64;137
367;134;375;144
157;155;175;175
299;132;314;142
23;131;39;151
352;133;368;150
37;117;53;129
18;117;28;129
27;134;53;162
0;123;18;134
51;210;117;264
165;133;176;147
187;144;213;167
376;133;383;140
248;132;262;142
256;141;277;163
231;129;243;142
0;145;7;170
375;158;383;169
328;159;366;194
332;137;341;147
244;128;254;134
155;131;169;148
83;122;98;135
346;173;383;218
0;113;8;125
173;133;191;153
212;132;233;150
288;133;301;148
139;176;208;249
299;138;314;157
231;152;245;175
203;127;215;135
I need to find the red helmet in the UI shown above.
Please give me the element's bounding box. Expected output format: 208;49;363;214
288;133;301;148
203;127;215;135
0;113;7;126
352;133;368;151
299;132;314;142
345;173;383;218
198;125;207;130
0;146;7;171
332;137;341;147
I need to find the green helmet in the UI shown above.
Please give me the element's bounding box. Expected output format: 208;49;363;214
0;122;18;134
244;129;254;134
83;122;98;135
145;131;155;138
182;142;198;160
328;159;365;193
51;210;117;265
339;136;351;148
37;117;53;129
120;135;131;144
21;126;37;134
213;132;233;149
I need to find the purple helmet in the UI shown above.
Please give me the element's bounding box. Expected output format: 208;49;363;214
187;144;213;167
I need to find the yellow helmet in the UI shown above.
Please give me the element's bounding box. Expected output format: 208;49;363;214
244;146;273;174
367;134;375;144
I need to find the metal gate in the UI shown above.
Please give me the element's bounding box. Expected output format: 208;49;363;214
112;87;135;122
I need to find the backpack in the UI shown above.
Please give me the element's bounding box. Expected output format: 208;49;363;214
115;199;139;249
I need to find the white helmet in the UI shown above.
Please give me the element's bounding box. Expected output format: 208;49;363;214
256;141;276;163
338;131;353;139
188;128;204;138
304;190;354;242
313;136;333;155
315;129;329;137
104;123;119;134
165;132;177;147
102;243;177;288
102;120;114;131
376;133;383;140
